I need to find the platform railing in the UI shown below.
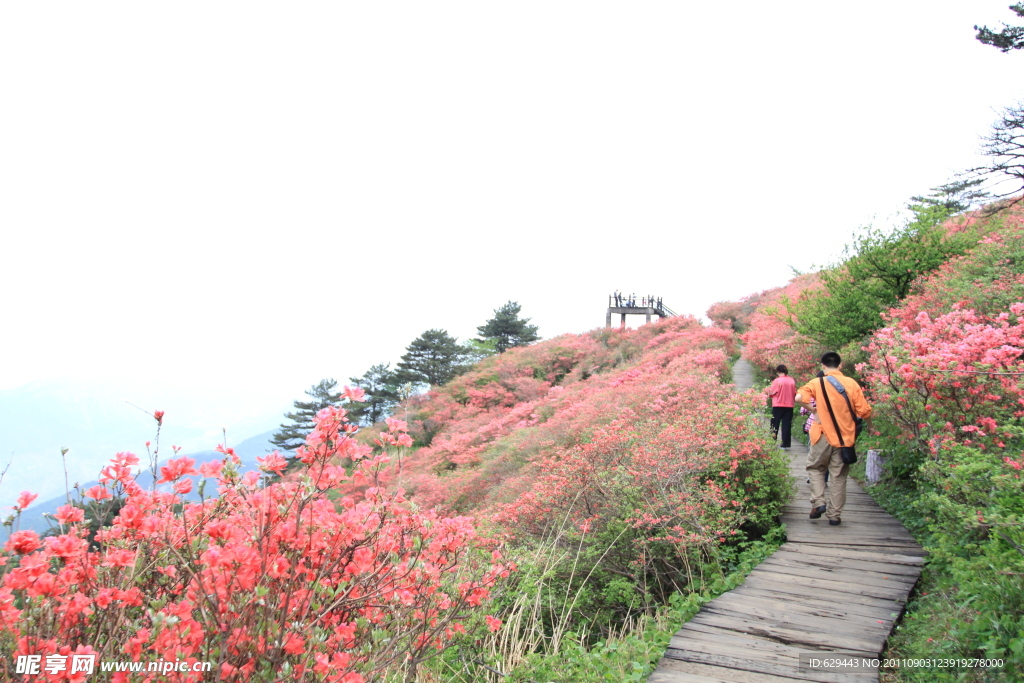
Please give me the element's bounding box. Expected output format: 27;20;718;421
608;295;672;316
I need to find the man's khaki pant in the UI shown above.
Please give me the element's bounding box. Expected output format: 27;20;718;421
807;436;848;522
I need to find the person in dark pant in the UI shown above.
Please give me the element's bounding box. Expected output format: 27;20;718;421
766;364;796;448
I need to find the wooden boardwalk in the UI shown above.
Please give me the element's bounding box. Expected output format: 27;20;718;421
648;358;924;682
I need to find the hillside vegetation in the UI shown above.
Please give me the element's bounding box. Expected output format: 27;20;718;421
711;200;1024;681
0;315;793;682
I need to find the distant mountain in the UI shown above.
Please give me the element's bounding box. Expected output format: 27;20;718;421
15;430;280;534
0;378;284;507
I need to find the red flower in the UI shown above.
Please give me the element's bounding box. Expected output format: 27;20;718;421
53;504;85;525
5;530;41;554
158;457;199;483
257;451;289;475
85;485;112;501
101;548;137;568
15;491;38;511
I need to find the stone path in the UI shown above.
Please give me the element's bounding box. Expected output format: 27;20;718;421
647;355;923;682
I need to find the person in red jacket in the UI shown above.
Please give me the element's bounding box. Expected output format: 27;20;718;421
765;364;796;449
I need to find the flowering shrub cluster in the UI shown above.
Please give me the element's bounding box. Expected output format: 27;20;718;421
849;202;1024;674
346;317;790;634
734;274;825;381
864;304;1024;451
1;405;511;682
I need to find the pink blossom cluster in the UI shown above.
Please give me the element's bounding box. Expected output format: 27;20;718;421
349;316;784;585
735;273;825;380
864;303;1024;451
1;412;510;682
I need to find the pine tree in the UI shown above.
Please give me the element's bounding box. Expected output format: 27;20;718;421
348;363;403;425
394;329;468;387
477;301;540;353
976;4;1024;51
908;177;988;215
269;379;344;451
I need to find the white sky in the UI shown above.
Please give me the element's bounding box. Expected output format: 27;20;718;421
2;2;1023;431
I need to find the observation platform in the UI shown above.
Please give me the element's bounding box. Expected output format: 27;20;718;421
647;355;924;683
607;294;676;327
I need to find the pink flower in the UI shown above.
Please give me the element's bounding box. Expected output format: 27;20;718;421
344;385;367;402
215;443;241;464
158;457;199;483
153;410;164;425
54;504;85;524
46;534;84;559
173;479;193;495
485;615;502;632
85;485;113;501
5;530;41;554
15;491;37;511
199;459;224;478
113;452;140;467
257;451;289;475
102;548;137;568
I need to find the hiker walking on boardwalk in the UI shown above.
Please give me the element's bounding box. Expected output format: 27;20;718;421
765;364;796;449
795;352;872;526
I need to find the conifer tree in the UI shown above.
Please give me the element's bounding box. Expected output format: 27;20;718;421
348;363;403;425
976;4;1024;51
394;329;468;387
269;379;343;451
477;301;540;353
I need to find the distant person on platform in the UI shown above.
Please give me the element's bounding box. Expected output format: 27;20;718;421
765;364;796;449
795;352;872;527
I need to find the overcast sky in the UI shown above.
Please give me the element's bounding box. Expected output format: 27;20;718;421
2;2;1023;455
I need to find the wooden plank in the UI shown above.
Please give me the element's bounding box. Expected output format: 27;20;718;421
776;543;925;562
739;574;905;609
757;558;919;587
650;672;758;683
688;612;880;654
745;569;907;601
701;599;894;640
673;623;811;657
763;555;921;583
673;621;880;669
666;637;814;671
781;522;917;538
663;648;876;683
665;639;815;677
755;557;917;587
727;586;902;621
648;670;746;683
654;658;818;683
708;590;897;625
781;519;916;534
768;548;922;576
781;536;922;550
781;520;917;540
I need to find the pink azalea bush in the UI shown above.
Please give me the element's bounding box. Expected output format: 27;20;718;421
855;201;1024;673
348;317;791;632
735;274;825;381
864;303;1024;451
1;409;511;682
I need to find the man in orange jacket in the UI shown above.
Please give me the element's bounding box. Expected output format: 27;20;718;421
795;352;872;526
